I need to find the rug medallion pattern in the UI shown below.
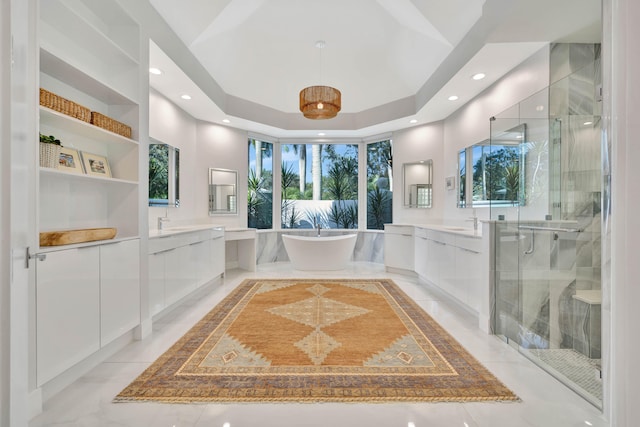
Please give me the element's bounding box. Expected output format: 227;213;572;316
115;279;518;403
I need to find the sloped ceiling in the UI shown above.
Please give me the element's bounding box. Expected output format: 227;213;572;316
144;0;601;137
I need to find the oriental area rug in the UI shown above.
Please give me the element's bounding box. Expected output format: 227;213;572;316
115;278;518;403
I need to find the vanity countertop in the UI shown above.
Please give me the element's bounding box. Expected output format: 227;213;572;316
149;224;224;239
388;223;482;238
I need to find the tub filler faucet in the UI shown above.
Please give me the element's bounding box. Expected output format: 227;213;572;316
316;223;321;237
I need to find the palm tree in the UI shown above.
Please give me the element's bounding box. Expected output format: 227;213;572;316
312;144;322;200
249;139;272;180
294;144;307;194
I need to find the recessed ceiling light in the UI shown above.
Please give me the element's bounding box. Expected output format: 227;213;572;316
448;95;459;101
181;94;191;100
222;119;230;124
583;121;593;125
472;73;486;80
536;105;545;111
149;67;163;75
318;132;326;136
409;119;418;124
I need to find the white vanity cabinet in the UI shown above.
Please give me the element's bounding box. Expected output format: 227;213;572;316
148;249;167;317
35;238;141;386
165;245;194;307
99;239;140;347
148;227;225;317
210;232;226;278
36;247;100;386
384;225;415;273
414;229;429;279
454;235;482;311
410;227;484;313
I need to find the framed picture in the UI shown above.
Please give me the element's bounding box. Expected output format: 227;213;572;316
445;176;456;191
81;151;112;178
57;147;84;174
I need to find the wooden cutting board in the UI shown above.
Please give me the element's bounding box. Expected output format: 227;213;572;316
40;227;117;246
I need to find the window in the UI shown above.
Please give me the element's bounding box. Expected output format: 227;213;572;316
458;124;525;208
281;143;358;229
248;139;273;229
366;140;392;229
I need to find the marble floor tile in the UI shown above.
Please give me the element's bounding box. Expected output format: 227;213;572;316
29;262;609;427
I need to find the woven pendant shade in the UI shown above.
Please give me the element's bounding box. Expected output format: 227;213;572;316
299;85;341;119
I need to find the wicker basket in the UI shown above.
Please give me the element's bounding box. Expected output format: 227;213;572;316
90;112;132;139
39;88;91;123
39;142;61;169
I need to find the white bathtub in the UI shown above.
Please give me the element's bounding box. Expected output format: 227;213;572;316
282;234;357;271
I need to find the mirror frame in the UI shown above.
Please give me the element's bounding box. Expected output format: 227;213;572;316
403;160;433;208
208;168;238;215
149;139;180;207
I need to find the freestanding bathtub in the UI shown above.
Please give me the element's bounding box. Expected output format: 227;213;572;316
282;234;357;271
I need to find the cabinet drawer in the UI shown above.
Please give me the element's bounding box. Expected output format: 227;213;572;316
426;230;456;246
455;235;482;253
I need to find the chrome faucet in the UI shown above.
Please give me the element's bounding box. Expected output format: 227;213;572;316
157;216;170;230
316;223;321;237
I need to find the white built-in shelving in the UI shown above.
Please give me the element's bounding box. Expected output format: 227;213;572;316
34;0;143;391
37;0;141;250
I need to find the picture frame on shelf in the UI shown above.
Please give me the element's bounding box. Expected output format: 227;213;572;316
81;151;112;178
57;147;84;174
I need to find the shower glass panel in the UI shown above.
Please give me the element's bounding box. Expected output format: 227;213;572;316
491;61;602;408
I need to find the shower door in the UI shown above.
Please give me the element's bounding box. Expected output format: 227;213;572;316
491;105;603;407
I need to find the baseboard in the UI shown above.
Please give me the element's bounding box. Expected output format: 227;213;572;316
36;330;135;410
28;388;42;420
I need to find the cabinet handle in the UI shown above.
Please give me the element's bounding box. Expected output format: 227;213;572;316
432;241;446;246
211;236;224;240
152;248;175;255
459;247;479;254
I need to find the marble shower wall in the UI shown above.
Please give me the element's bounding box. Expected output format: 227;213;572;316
550;44;602;357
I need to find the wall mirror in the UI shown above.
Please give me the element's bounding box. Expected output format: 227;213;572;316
209;168;238;215
149;138;180;207
458;123;526;208
403;160;433;208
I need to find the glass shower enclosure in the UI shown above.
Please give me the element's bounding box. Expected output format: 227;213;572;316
491;43;602;408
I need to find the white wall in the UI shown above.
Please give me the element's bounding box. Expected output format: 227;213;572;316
149;88;249;230
148;89;197;226
195;121;249;229
441;46;551;223
390;121;445;224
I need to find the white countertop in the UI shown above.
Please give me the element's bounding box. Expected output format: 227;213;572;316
389;223;482;238
148;224;223;239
